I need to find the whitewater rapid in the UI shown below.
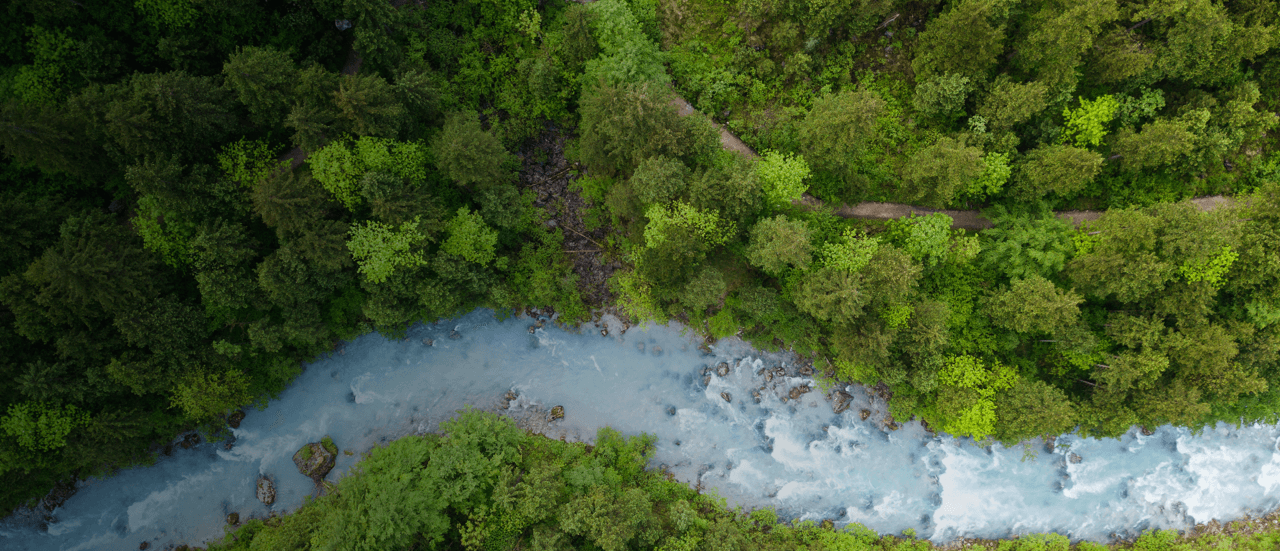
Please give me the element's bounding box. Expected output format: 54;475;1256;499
3;309;1278;550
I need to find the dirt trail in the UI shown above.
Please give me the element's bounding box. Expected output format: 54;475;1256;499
670;96;758;159
667;93;1236;229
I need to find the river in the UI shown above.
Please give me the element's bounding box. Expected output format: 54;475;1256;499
3;309;1279;550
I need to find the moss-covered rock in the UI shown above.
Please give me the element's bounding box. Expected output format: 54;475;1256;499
293;438;337;482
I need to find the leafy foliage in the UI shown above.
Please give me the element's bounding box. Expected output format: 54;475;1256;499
347;218;428;284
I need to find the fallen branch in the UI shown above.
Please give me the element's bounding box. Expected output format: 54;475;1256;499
562;225;606;249
876;14;900;30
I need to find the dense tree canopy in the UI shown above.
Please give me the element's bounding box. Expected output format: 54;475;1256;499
3;0;1280;518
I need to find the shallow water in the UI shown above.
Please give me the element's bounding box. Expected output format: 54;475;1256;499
4;309;1280;550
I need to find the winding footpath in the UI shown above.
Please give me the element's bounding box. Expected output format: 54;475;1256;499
669;93;1236;229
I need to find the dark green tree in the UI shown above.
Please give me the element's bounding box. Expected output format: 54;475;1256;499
334;74;408;139
983;275;1083;335
578;83;712;177
745;215;812;276
222;46;297;127
912;0;1005;81
75;71;237;164
900;137;984;207
431;111;514;187
1012;144;1103;201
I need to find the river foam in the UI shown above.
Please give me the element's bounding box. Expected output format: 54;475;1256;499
4;309;1280;549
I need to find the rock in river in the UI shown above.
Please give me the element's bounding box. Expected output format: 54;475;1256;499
720;392;732;403
832;391;853;414
716;362;730;377
788;385;811;400
293;436;338;482
256;476;275;505
549;405;565;421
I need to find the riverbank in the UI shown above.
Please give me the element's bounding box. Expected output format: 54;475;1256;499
202;408;1280;551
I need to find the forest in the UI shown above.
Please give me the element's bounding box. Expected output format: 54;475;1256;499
1;0;1280;526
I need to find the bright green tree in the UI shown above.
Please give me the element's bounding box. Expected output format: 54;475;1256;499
311;137;429;208
884;213;954;267
819;229;880;273
934;354;1017;440
442;208;499;266
0;401;89;452
1060;95;1119;148
755;150;811;208
347;218;428;284
170;368;252;420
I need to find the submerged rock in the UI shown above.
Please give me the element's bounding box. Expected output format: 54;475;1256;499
1069;453;1083;464
859;409;871;421
832;391;853;414
139;542;149;550
716;362;730;377
1045;435;1057;453
293;437;338;482
256;476;276;505
422;338;434;346
179;432;201;449
549;405;565;421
